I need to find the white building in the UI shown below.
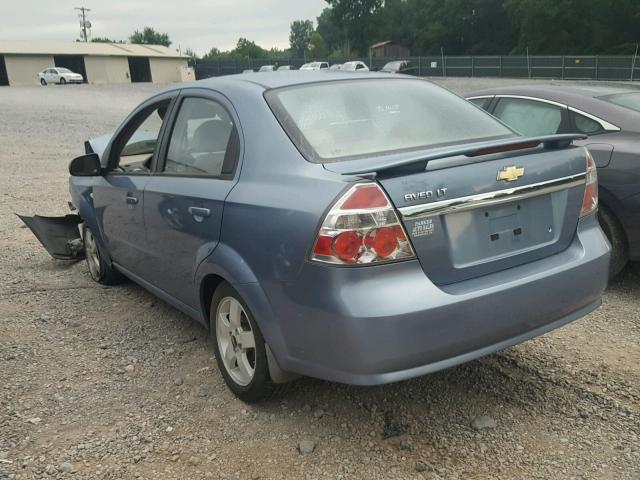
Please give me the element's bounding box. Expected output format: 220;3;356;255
0;40;191;86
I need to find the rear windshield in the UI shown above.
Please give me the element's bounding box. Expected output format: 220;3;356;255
601;92;640;113
265;79;514;162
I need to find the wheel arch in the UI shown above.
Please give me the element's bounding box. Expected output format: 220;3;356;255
597;185;629;245
195;244;294;380
71;185;114;265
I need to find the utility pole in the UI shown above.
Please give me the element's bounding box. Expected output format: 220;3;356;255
75;7;91;42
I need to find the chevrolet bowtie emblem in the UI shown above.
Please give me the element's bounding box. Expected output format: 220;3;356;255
497;166;525;182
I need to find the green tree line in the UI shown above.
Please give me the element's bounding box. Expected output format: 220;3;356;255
320;0;640;57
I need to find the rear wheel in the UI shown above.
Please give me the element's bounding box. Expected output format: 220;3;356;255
598;205;628;278
60;77;66;85
82;225;123;285
210;283;276;403
40;78;46;86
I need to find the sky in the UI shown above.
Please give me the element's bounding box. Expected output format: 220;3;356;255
2;0;328;55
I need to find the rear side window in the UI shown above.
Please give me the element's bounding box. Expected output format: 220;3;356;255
570;111;604;135
493;98;563;136
265;79;513;162
163;97;237;176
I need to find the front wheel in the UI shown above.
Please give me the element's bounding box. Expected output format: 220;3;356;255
59;77;66;85
82;225;123;285
210;283;277;403
40;78;47;86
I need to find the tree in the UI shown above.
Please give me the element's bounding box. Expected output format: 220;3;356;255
183;48;200;60
129;27;172;47
324;0;383;55
91;37;124;43
317;8;342;53
203;47;225;59
309;32;329;58
289;20;314;56
233;38;267;58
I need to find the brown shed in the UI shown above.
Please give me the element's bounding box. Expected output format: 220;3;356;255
369;41;410;59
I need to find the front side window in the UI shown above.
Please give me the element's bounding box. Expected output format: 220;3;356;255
468;97;491;110
266;79;514;162
493;98;563;136
163;97;236;176
111;101;169;173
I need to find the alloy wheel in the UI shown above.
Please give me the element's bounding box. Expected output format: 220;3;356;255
84;228;101;280
216;297;256;386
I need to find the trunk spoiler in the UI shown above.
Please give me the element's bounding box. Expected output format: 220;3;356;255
323;134;587;176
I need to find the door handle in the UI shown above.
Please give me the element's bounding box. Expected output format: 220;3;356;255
125;195;139;205
188;206;211;220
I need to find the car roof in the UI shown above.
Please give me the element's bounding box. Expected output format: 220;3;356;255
466;83;638;102
465;83;640;131
189;71;398;90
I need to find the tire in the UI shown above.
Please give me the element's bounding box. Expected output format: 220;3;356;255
210;283;277;403
60;77;66;85
40;78;47;86
82;225;123;285
598;205;628;278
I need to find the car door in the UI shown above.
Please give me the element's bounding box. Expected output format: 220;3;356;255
91;92;176;276
51;68;61;83
45;69;55;83
143;89;242;308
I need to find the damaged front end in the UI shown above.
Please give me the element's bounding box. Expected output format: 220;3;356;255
17;213;84;260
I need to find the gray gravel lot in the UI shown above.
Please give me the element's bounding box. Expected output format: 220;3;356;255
0;79;639;480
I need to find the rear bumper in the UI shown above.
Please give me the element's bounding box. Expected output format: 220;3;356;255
262;214;610;385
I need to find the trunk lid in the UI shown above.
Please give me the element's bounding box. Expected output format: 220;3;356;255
325;138;588;285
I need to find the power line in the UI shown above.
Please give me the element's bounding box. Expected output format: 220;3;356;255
74;7;92;42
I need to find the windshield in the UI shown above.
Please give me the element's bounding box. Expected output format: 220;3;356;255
266;79;514;162
382;62;402;71
601;92;640;113
57;68;72;73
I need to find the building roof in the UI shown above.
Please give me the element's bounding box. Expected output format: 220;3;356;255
0;40;187;58
369;41;394;49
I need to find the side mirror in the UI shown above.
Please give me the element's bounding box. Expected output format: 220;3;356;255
69;153;101;176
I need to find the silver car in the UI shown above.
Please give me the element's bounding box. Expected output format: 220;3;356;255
341;61;370;72
39;67;83;85
299;61;329;71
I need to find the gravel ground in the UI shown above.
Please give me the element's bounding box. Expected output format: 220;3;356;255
0;79;639;480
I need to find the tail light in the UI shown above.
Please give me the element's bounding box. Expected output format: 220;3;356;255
580;149;598;217
310;183;415;265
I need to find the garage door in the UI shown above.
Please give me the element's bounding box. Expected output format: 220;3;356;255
128;57;152;82
0;56;8;86
54;55;88;82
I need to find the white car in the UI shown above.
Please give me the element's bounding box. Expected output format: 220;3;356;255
258;65;276;72
329;63;343;71
299;61;329;71
39;67;83;85
341;61;369;72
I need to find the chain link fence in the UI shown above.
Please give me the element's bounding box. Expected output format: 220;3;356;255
194;55;640;81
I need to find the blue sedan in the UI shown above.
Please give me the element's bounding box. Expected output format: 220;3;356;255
23;72;610;402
